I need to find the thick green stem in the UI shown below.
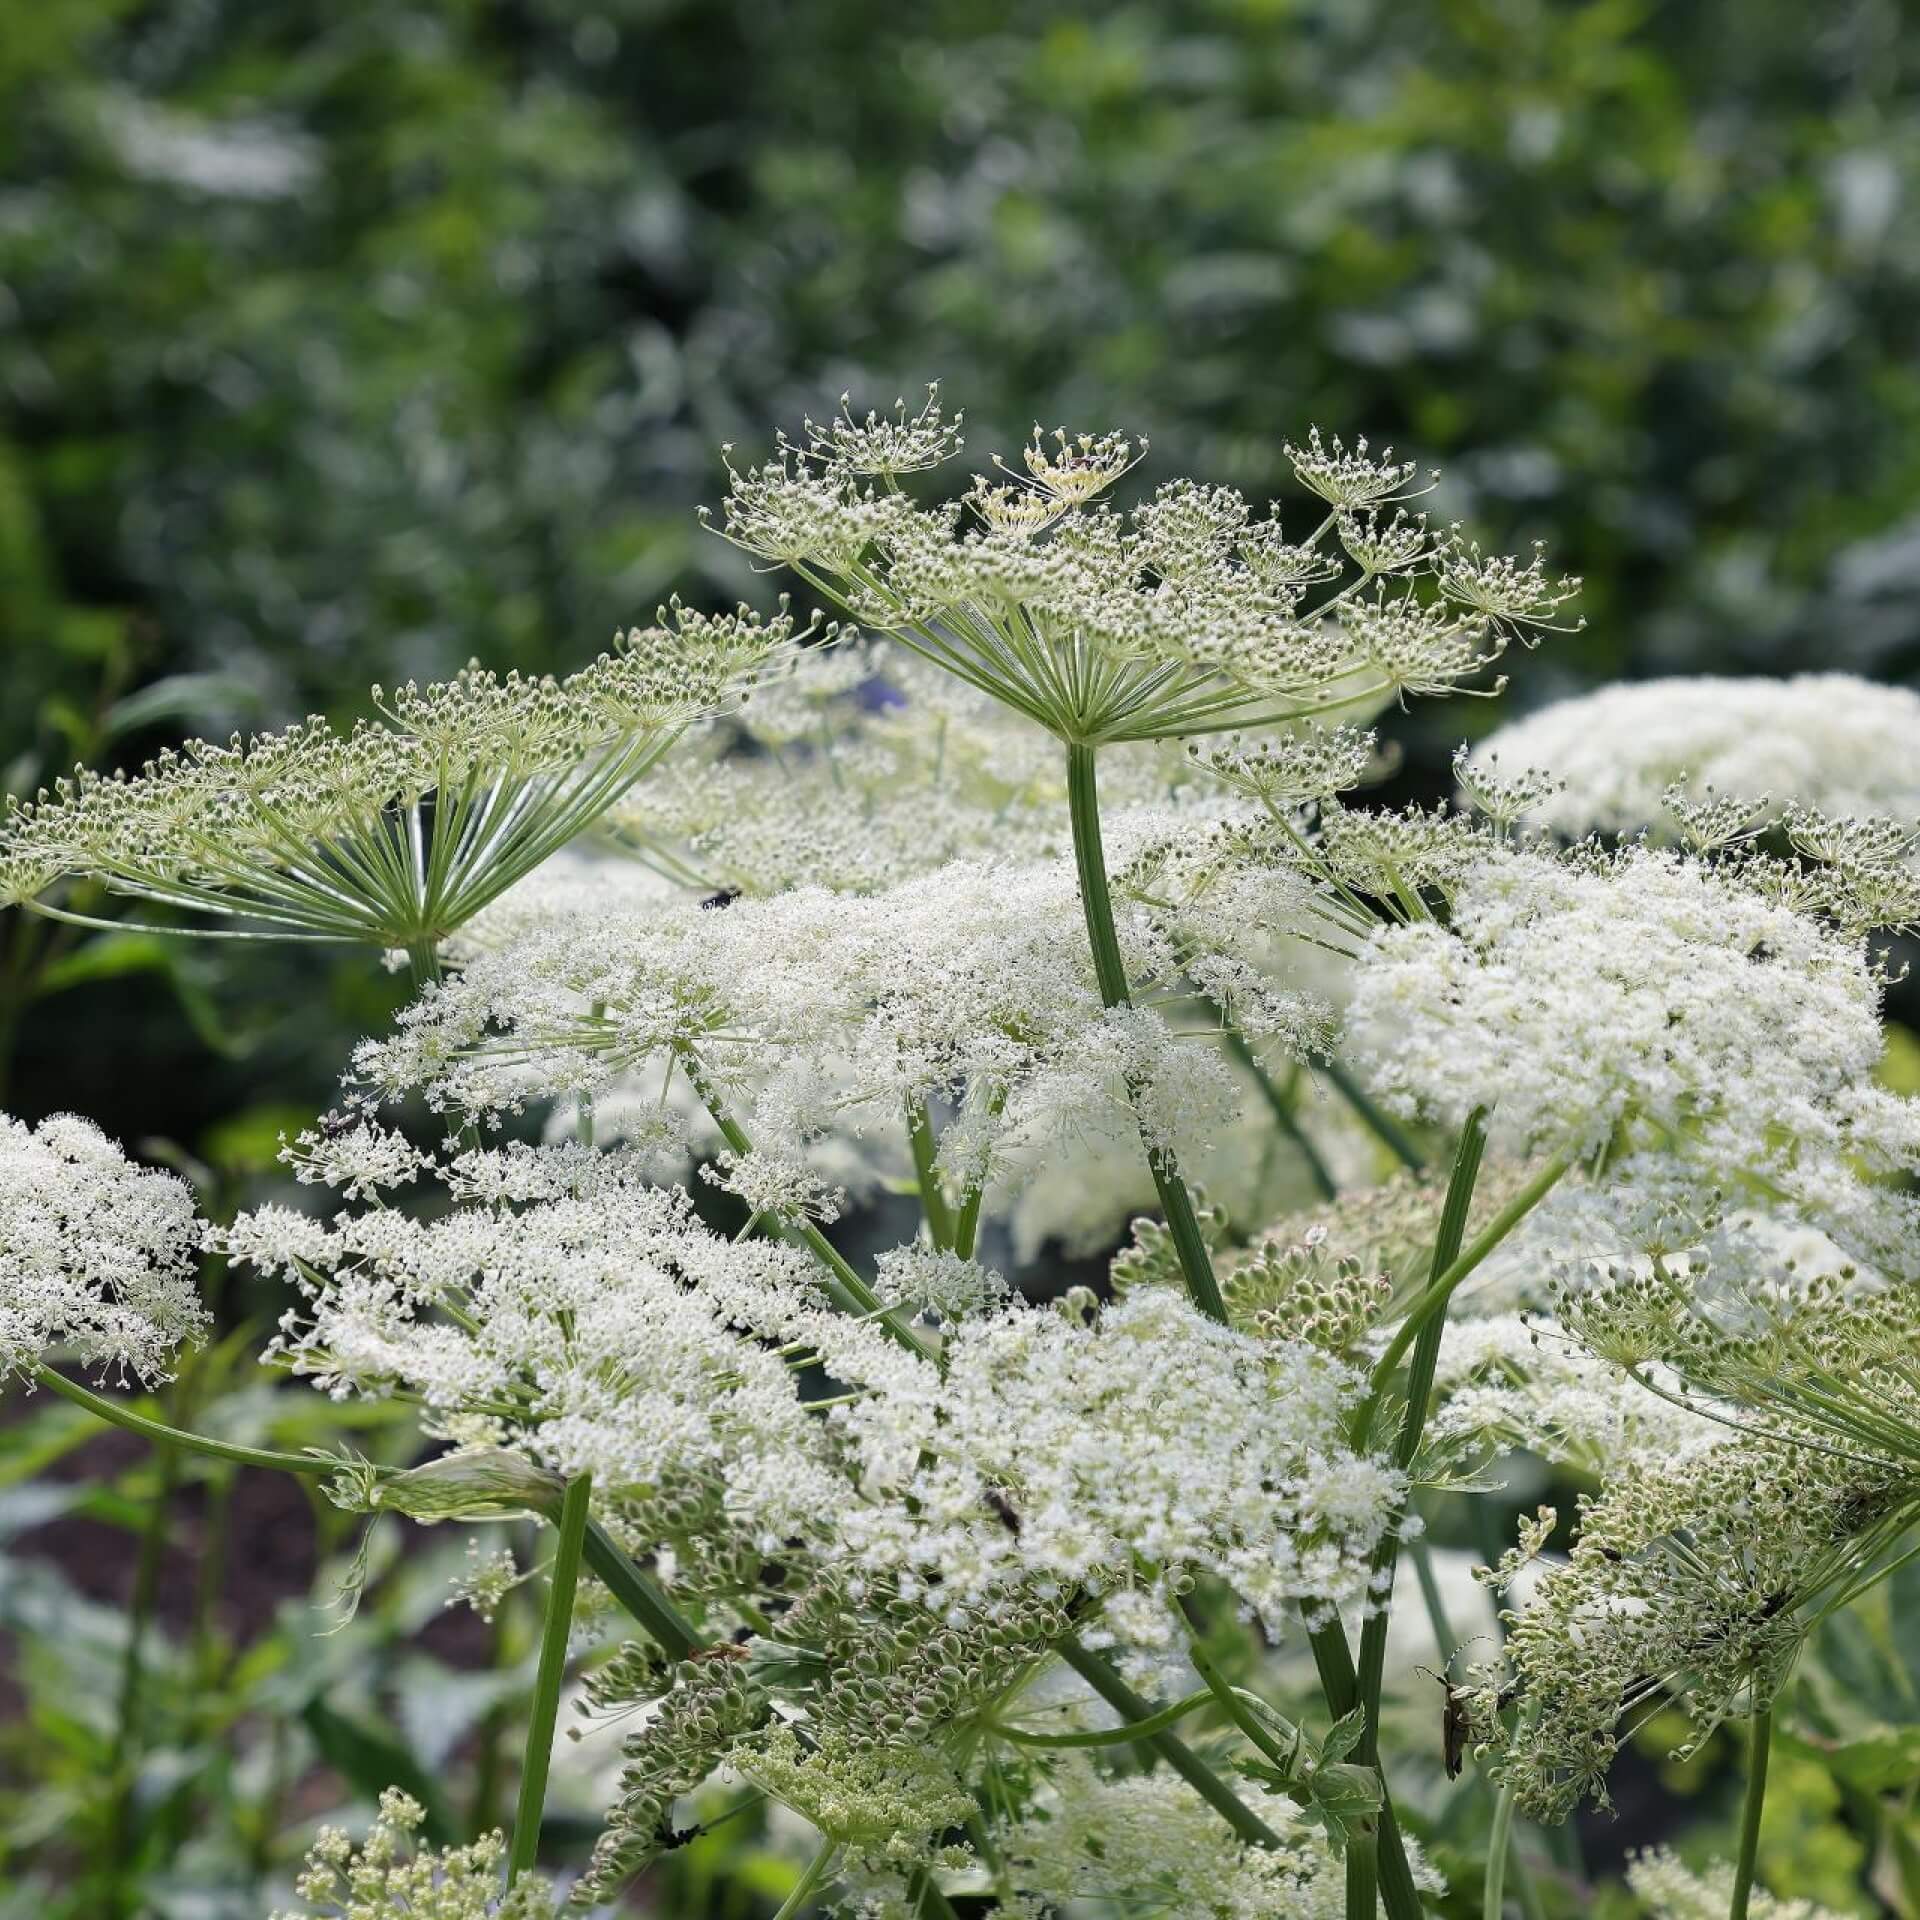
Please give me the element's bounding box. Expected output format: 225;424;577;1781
1355;1115;1488;1736
510;1472;593;1877
951;1181;987;1260
1065;741;1226;1323
1354;1147;1575;1452
1728;1706;1773;1920
950;1086;1007;1260
907;1101;955;1250
1328;1113;1489;1920
106;1424;182;1907
1347;1813;1380;1920
1058;1639;1283;1850
771;1839;840;1920
1308;1624;1427;1920
1484;1782;1517;1920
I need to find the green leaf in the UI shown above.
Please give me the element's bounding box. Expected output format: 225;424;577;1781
298;1696;461;1846
1778;1721;1920;1794
1319;1706;1368;1764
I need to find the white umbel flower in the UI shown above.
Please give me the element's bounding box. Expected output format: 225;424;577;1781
1343;843;1882;1169
273;1786;555;1920
0;1111;207;1385
1466;674;1920;837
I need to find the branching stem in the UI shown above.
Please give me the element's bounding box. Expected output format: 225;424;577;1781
1065;741;1226;1323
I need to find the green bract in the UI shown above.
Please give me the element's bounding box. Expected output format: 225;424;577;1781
708;396;1578;746
0;602;803;953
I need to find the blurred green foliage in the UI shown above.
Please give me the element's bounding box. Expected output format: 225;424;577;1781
4;0;1918;769
1;0;1918;1911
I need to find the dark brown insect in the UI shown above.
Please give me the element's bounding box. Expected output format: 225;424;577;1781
1434;1672;1515;1778
700;888;742;911
1441;1682;1471;1779
985;1488;1022;1536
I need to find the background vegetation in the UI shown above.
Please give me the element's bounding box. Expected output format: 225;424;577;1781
1;1;1916;1913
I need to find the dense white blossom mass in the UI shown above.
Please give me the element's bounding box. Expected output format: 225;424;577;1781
0;1110;207;1384
17;386;1920;1915
1468;673;1920;837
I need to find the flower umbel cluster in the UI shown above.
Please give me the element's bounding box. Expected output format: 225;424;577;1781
1;601;801;951
0;1110;207;1385
274;1787;556;1920
709;392;1576;744
1467;673;1920;839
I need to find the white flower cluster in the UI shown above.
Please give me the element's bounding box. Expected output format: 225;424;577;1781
0;1110;207;1384
832;1287;1400;1628
273;1786;555;1920
1467;673;1920;838
217;1149;878;1557
1424;1312;1717;1475
1343;843;1885;1175
357;824;1325;1203
1626;1848;1852;1920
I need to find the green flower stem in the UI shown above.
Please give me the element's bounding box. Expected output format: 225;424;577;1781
991;1686;1220;1748
1355;1114;1488;1740
683;1058;936;1361
1307;1624;1426;1920
1484;1782;1517;1920
1353;1146;1576;1452
1065;741;1227;1324
950;1086;1007;1261
1728;1706;1773;1920
1408;1533;1458;1663
1175;1596;1302;1772
1323;1057;1426;1174
510;1471;593;1878
1218;1022;1338;1203
33;1365;348;1476
38;1363;714;1668
580;1520;703;1660
1058;1639;1284;1850
906;1100;955;1250
771;1839;840;1920
1346;1813;1380;1920
907;1866;961;1919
